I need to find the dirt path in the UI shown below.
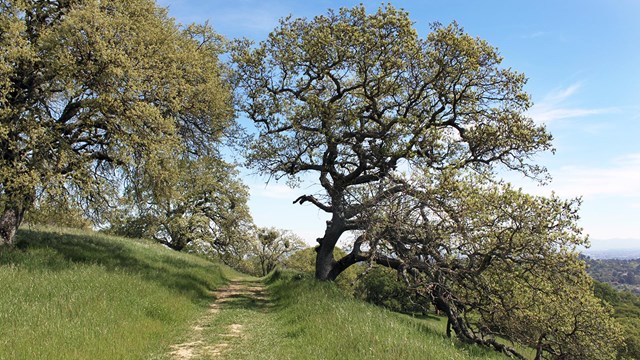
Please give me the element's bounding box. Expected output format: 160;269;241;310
168;280;271;359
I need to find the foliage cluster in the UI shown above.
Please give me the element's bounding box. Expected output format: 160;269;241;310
284;247;362;293
593;281;640;359
0;0;253;265
23;194;92;230
356;171;622;359
251;227;305;276
354;265;429;314
107;156;254;256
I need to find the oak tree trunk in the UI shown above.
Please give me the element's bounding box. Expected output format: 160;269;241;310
315;240;335;280
315;212;345;281
0;204;26;246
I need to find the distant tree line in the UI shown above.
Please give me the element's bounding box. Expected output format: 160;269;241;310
586;257;640;292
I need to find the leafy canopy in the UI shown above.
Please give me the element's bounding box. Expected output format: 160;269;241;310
234;4;622;359
361;169;622;359
234;4;551;280
0;0;235;244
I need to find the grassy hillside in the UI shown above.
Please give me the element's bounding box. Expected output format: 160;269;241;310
0;227;517;360
0;227;232;359
221;271;514;360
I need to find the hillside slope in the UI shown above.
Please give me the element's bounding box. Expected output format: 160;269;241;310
0;227;232;359
0;228;512;359
210;271;513;360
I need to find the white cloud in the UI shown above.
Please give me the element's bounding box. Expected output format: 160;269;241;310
553;165;640;199
507;155;640;240
513;153;640;199
527;83;616;123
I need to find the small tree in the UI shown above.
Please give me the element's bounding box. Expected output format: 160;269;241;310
110;156;252;253
253;227;304;276
0;0;234;244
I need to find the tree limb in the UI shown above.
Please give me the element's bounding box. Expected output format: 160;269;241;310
293;195;333;212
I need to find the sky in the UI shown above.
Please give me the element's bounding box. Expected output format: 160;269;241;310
157;0;640;250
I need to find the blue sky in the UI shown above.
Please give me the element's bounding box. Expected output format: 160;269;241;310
157;0;640;250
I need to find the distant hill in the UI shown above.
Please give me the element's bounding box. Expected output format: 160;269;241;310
584;248;640;260
584;256;640;295
584;238;640;259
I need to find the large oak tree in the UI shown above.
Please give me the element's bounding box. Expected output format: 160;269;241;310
234;5;551;281
0;0;234;244
234;6;623;358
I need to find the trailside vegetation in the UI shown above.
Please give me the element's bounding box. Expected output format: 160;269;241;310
0;227;230;359
357;170;621;359
593;281;640;359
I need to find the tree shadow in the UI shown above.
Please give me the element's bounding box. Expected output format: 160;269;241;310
214;282;274;314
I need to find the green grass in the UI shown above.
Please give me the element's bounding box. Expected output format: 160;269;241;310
0;226;232;360
0;227;520;360
221;271;511;360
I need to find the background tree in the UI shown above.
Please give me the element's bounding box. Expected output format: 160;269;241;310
593;281;640;359
0;0;234;245
234;5;552;281
23;190;91;230
283;247;317;274
109;156;253;254
587;257;640;295
253;227;304;276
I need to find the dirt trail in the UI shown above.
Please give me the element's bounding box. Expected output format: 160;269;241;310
168;280;270;359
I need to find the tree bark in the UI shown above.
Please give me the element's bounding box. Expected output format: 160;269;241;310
315;216;345;281
315;235;337;280
0;203;27;246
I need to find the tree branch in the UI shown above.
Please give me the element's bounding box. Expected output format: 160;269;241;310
293;195;333;213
